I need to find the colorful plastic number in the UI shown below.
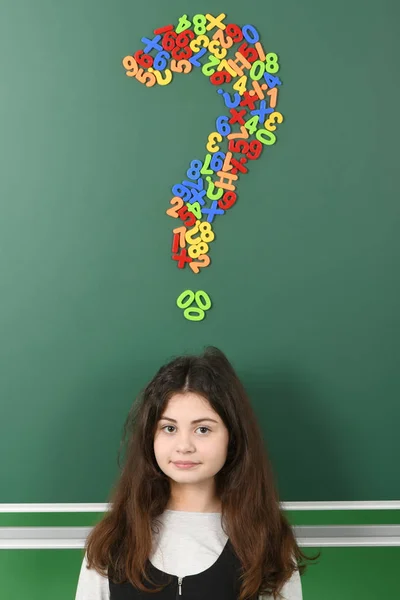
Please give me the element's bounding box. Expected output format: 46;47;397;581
189;255;210;274
216;116;231;136
176;14;191;33
122;56;138;77
188;241;209;259
264;111;284;132
166;196;184;218
265;53;280;74
202;54;220;76
193;14;207;35
206;132;223;153
255;128;277;145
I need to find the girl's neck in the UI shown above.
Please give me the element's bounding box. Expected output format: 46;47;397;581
166;501;222;513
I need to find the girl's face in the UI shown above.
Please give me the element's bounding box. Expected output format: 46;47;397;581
153;392;229;490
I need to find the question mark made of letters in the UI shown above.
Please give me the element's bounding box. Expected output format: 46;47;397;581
122;13;283;321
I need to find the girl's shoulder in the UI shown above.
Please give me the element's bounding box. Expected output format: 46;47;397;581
75;552;110;600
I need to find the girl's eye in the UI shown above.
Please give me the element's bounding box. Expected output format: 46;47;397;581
161;425;211;435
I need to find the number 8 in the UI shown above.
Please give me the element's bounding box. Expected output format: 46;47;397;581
199;222;215;242
188;241;209;258
193;14;207;35
265;52;279;74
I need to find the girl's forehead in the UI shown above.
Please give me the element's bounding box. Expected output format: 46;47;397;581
165;391;211;407
160;392;218;418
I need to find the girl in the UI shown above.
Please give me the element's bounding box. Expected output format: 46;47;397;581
75;346;317;600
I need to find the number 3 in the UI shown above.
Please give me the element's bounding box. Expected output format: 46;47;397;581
207;132;223;153
264;111;283;132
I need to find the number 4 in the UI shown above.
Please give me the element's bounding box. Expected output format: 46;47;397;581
176;14;191;33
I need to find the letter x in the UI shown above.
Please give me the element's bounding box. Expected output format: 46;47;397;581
141;34;163;54
206;13;226;31
229;108;246;125
202;201;225;223
251;100;274;122
173;248;192;269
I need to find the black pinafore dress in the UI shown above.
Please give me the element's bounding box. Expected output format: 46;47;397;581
109;537;250;600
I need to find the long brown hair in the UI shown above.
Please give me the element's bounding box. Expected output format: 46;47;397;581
85;346;318;599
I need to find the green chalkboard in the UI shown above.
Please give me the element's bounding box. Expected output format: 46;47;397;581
0;0;399;503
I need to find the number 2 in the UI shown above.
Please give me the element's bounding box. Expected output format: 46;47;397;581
166;196;184;218
189;254;211;274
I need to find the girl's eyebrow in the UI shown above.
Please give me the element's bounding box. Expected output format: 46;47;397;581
159;416;219;424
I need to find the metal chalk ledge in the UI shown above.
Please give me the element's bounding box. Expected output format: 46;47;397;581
1;525;400;549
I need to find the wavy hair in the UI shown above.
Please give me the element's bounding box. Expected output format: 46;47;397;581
85;346;318;599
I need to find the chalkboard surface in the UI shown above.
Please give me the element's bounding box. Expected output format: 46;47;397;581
0;0;399;502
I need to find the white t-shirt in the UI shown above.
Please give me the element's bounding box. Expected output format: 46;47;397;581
75;509;303;600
